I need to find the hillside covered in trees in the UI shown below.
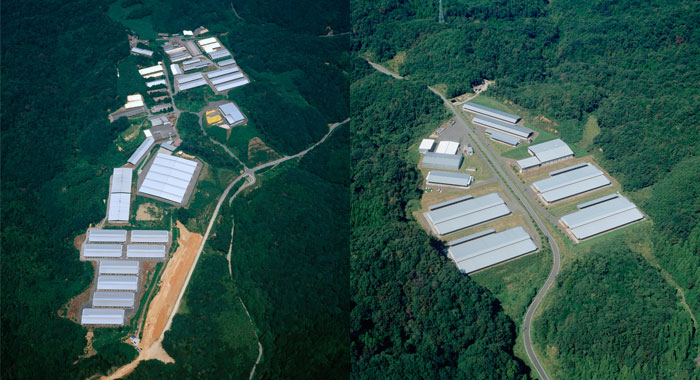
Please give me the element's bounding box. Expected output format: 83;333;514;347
352;0;700;377
350;68;527;379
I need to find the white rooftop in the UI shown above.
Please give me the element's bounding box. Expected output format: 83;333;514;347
435;141;460;155
419;139;435;151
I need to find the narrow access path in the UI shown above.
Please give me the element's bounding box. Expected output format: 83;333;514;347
366;60;404;80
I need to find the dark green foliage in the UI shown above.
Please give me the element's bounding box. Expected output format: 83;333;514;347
125;6;151;19
535;245;699;380
176;112;242;171
350;73;526;378
122;0;142;7
1;0;138;378
233;0;350;35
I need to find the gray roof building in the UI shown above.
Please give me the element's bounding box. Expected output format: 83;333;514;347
81;308;125;325
560;196;644;240
126;244;166;259
421;152;463;170
424;192;511;235
532;164;611;203
98;260;139;275
426;170;473;187
84;244;123;259
88;229;127;243
130;230;169;243
473;115;533;139
449;226;537;274
92;292;135;308
127;136;155;166
96;275;138;291
463;102;521;124
110;168;133;194
429;195;473;211
487;130;520;146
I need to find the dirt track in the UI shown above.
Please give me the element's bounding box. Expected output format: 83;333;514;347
101;221;202;380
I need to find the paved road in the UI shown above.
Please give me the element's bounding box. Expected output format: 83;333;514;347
429;87;560;380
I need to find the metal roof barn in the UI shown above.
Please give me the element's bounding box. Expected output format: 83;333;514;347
218;102;246;125
532;164;611;203
131;47;154;57
128;136;155;165
88;229;127;243
421;152;463;170
146;79;166;88
197;37;218;46
99;260;139;275
183;58;200;65
206;67;241;78
81;308;125;325
84;244;123;258
183;62;209;72
577;193;619;209
463;102;521;124
217;58;236;67
528;139;574;163
487;130;520;146
176;72;204;84
184;40;202;56
203;43;221;53
426;170;473;187
560;196;644;240
215;78;250;92
211;72;245;86
428;195;473;211
450;226;537;274
419;139;434;153
549;163;588;176
435;141;460;155
92;292;135;308
126;244;166;259
107;193;131;222
472;116;533;139
179;78;208;90
130;230;169;243
138;153;198;204
138;65;163;77
517;156;541;171
210;49;231;60
425;193;511;235
97;275;138;291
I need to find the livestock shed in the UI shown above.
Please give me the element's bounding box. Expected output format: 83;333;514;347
176;72;204;84
183;62;209;72
577;193;619;209
517;139;574;171
560;195;644;241
197;37;218;46
214;77;249;92
107;193;131;222
81;308;125;325
206;66;240;78
448;229;495;246
426;170;473;188
179;78;207;91
126;244;167;259
98;260;139;275
130;230;169;243
472;116;533;139
449;226;537;274
209;49;231;60
435;141;460;155
463;102;521;124
486;130;520;146
146;79;166;88
131;47;153;57
210;72;245;86
428;195;473;211
138;64;164;79
424;192;511;235
419;139;435;154
421;152;463;170
92;292;135;308
531;164;611;203
88;229;127;243
97;275;138;291
127;136;155;165
83;244;123;259
138;153;200;205
217;58;236;67
184;40;202;56
218;102;246;126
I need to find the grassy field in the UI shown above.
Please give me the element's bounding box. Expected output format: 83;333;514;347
107;0;158;40
576;115;600;151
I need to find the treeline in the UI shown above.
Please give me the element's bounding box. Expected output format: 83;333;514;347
1;0;140;378
535;243;699;380
176;112;242;171
350;69;527;378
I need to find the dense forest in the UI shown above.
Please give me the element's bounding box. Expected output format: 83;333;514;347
353;0;700;377
350;68;527;378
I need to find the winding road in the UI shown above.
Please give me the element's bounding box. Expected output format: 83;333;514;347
366;59;558;380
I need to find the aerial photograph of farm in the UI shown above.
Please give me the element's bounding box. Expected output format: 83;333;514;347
1;0;698;379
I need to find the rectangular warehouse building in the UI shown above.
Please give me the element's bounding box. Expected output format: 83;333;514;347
463;102;521;124
88;229;127;243
128;136;155;166
448;226;537;274
424;192;511;235
130;230;169;243
419;139;434;154
486;130;520;146
517;139;574;172
107;193;131;222
421;152;463;170
138;153;199;205
429;195;473;211
472;116;533;139
560;195;644;241
218;102;246;126
98;260;139;275
126;244;167;259
97;275;138;291
83;244;123;259
435;141;460;155
215;78;250;92
81;308;125;325
217;59;236;67
532;164;611;203
426;170;473;187
111;170;134;190
92;292;135;308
